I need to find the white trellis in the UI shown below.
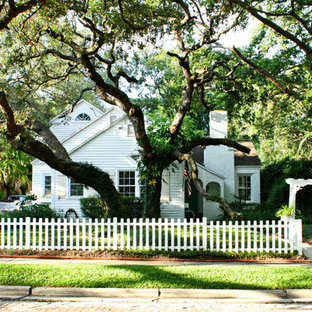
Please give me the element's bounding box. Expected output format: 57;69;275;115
286;178;312;216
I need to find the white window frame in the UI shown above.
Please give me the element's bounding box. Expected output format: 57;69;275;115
68;178;84;197
110;115;117;124
238;175;251;202
75;113;91;121
116;170;137;197
127;124;135;136
43;174;52;197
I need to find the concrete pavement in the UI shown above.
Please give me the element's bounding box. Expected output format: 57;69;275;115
0;285;312;303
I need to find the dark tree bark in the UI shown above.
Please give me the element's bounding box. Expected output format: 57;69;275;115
0;91;128;217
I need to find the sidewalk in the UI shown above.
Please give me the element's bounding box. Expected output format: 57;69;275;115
0;285;312;304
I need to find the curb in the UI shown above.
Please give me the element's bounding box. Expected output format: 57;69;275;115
0;255;311;264
0;286;312;303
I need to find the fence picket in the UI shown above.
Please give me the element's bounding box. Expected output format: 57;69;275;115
152;218;156;250
7;219;11;249
158;218;162;250
139;218;143;250
57;219;61;250
190;219;194;251
38;218;43;251
171;218;175;251
177;218;181;251
183;219;187;251
253;220;257;252
272;220;276;252
265;220;269;253
164;218;168;251
69;218;74;250
241;221;245;252
234;221;239;253
120;218;124;250
222;221;226;252
202;217;207;250
76;219;80;250
228;221;232;252
13;218;17;249
88;218;92;251
283;219;288;253
51;218;55;250
101;218;105;250
146;218;150;250
216;221;220;252
247;221;251;252
107;218;111;249
210;221;213;251
32;218;37;250
259;221;263;252
44;218;49;250
1;218;5;249
0;217;301;254
126;218;131;250
278;220;282;253
82;218;86;251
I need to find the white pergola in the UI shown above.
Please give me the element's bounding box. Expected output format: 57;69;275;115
286;178;312;215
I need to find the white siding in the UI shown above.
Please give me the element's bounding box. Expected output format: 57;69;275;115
161;162;185;219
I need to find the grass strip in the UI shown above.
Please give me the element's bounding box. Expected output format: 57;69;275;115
0;264;312;289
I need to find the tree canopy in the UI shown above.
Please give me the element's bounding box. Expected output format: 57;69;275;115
0;0;311;217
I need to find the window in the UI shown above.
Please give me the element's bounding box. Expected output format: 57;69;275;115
127;124;134;136
75;113;91;121
118;171;135;196
44;176;51;197
70;178;84;196
238;175;251;201
110;115;117;124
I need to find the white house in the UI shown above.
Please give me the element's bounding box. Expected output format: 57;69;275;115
31;100;261;219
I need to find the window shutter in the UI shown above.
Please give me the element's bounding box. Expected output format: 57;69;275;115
56;175;67;199
161;170;170;202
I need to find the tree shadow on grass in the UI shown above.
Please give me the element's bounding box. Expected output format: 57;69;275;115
85;264;310;293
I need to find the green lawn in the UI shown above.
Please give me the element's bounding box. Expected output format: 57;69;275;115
0;264;312;289
303;224;312;244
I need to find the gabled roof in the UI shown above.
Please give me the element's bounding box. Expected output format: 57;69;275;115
197;163;226;180
61;107;114;144
50;99;104;123
69;115;128;155
234;141;261;166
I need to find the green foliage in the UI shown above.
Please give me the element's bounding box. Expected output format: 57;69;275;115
0;204;60;219
221;201;277;221
261;158;312;223
122;197;144;218
275;205;295;218
80;196;144;219
80;197;108;219
0;136;32;197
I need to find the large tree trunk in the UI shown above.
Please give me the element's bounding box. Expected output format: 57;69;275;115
144;173;162;218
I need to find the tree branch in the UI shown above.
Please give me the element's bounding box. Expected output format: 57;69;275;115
232;46;297;97
173;151;243;219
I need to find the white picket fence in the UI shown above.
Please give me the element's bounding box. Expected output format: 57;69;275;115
0;217;302;254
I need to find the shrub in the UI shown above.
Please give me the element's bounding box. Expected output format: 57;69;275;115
80;197;108;219
261;158;312;223
80;196;145;219
0;204;60;219
122;196;144;218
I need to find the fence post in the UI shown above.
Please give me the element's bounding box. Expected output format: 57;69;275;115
113;217;118;250
290;219;302;254
25;217;31;249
